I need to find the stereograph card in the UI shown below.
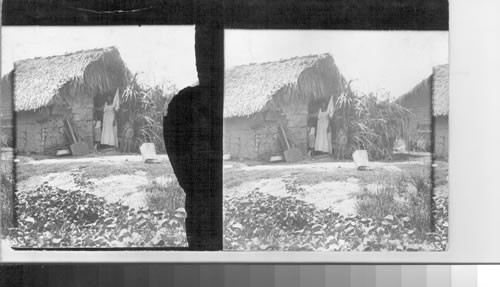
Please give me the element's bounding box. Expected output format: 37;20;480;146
0;0;450;261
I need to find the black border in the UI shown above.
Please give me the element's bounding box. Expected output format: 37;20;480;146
2;0;448;30
224;0;448;30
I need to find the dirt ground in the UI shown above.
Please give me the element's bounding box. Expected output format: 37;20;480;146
14;152;449;214
224;154;448;216
15;154;177;209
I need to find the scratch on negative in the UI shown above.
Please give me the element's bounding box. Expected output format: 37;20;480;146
68;6;154;14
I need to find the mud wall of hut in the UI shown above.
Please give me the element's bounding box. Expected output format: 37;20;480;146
224;101;309;161
434;116;448;159
274;103;309;155
16;93;94;154
223;117;257;160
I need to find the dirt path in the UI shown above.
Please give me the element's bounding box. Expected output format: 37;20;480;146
225;176;361;215
224;157;431;172
21;154;171;165
15;154;177;210
89;173;150;209
17;169;151;209
224;156;434;216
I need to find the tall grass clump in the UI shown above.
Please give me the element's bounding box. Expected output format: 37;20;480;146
355;173;432;237
333;81;413;160
119;74;178;153
145;176;185;216
0;160;14;235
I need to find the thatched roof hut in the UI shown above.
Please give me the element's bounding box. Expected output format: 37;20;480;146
10;47;130;154
224;53;344;118
13;46;129;112
224;54;345;160
396;64;449;157
432;64;449;116
397;64;449;117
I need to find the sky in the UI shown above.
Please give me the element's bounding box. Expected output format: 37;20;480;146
1;26;198;89
225;30;449;98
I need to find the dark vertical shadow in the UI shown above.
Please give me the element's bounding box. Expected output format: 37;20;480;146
163;5;224;250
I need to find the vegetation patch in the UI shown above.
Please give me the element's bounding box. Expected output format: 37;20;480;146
119;74;177;153
144;177;186;216
224;173;447;251
333;82;412;160
7;182;187;248
355;173;432;237
1;163;14;233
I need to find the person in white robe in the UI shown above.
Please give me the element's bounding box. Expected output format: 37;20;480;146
98;89;120;148
314;101;331;153
314;96;334;154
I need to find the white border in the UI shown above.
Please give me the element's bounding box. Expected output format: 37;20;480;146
3;0;500;262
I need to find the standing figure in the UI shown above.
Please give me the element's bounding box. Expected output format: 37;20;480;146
98;90;120;148
93;120;102;150
314;101;331;154
335;128;348;160
306;115;317;157
121;121;134;153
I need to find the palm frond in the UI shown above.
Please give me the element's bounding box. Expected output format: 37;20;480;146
117;73;178;153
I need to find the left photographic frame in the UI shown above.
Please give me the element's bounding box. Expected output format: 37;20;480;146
0;25;198;249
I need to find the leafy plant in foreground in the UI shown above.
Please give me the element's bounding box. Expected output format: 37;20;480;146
145;176;186;216
355;173;432;237
0;162;15;233
333;82;413;160
119;74;178;153
224;176;447;251
8;183;187;248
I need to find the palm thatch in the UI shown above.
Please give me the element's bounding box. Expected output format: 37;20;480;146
397;64;449;117
224;53;344;118
432;64;449;116
12;46;129;111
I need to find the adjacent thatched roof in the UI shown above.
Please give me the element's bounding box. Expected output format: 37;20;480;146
13;46;129;111
432;64;449;116
224;53;344;118
397;64;449;117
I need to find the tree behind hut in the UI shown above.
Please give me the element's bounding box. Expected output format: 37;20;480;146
333;81;413;160
119;74;178;153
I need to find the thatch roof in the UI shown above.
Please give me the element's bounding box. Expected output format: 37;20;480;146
432;64;449;116
397;64;449;117
224;53;344;118
12;46;129;111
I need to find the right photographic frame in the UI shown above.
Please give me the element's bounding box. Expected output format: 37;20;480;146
223;30;448;252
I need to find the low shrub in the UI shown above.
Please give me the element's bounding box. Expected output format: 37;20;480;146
333;82;413;160
8;183;187;248
144;177;185;216
119;74;177;153
355;173;432;237
430;194;448;251
224;176;447;251
1;161;15;234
